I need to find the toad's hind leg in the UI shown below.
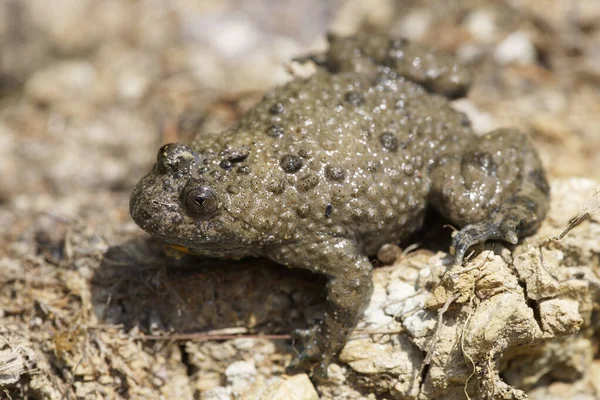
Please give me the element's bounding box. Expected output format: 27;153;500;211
269;236;373;378
429;128;550;265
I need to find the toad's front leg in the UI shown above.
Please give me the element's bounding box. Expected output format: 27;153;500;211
268;236;374;378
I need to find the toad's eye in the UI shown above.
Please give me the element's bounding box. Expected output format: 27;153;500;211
184;187;220;219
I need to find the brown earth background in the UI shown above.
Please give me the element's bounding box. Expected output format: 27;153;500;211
1;1;600;399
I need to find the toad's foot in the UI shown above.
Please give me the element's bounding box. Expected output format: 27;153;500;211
286;326;330;379
451;217;519;265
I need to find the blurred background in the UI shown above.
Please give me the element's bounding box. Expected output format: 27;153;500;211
1;0;600;202
1;0;600;399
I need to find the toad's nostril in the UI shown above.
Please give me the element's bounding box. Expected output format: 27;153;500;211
157;143;198;175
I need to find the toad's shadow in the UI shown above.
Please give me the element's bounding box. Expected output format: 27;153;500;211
91;236;326;337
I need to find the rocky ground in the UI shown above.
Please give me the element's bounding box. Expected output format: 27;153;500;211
1;1;599;399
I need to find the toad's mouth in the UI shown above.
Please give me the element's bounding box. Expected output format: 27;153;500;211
163;240;256;259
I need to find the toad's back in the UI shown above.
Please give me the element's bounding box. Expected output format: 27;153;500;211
193;71;472;253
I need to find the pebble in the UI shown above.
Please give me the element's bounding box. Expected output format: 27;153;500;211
225;360;257;392
494;31;537;65
258;374;318;400
202;387;232;400
464;8;497;42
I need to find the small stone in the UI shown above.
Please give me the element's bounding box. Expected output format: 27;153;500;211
539;298;583;335
494;32;536;65
225;360;257;392
377;243;403;264
258;374;318;400
464;9;497;42
202;387;232;400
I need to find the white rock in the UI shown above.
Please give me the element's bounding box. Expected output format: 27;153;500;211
464;9;496;41
202;387;232;400
384;280;420;317
362;284;393;325
539;298;583;335
394;9;432;41
451;99;495;134
387;280;416;301
457;43;486;63
340;339;413;374
225;360;257;392
258;374;318;400
385;292;427;318
402;310;436;340
494;31;537;65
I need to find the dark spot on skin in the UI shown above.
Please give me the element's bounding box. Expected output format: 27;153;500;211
325;165;345;181
231;154;248;163
325;204;333;218
270;102;285;115
344;91;364;106
529;169;550;195
297;174;319;192
379;132;398;151
221;146;250;163
267;124;284;138
237;165;251;174
220;160;233;170
280;155;303;173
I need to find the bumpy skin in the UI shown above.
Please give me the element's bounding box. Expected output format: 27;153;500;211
129;33;549;378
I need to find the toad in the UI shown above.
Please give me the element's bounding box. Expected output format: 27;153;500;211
130;33;549;377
